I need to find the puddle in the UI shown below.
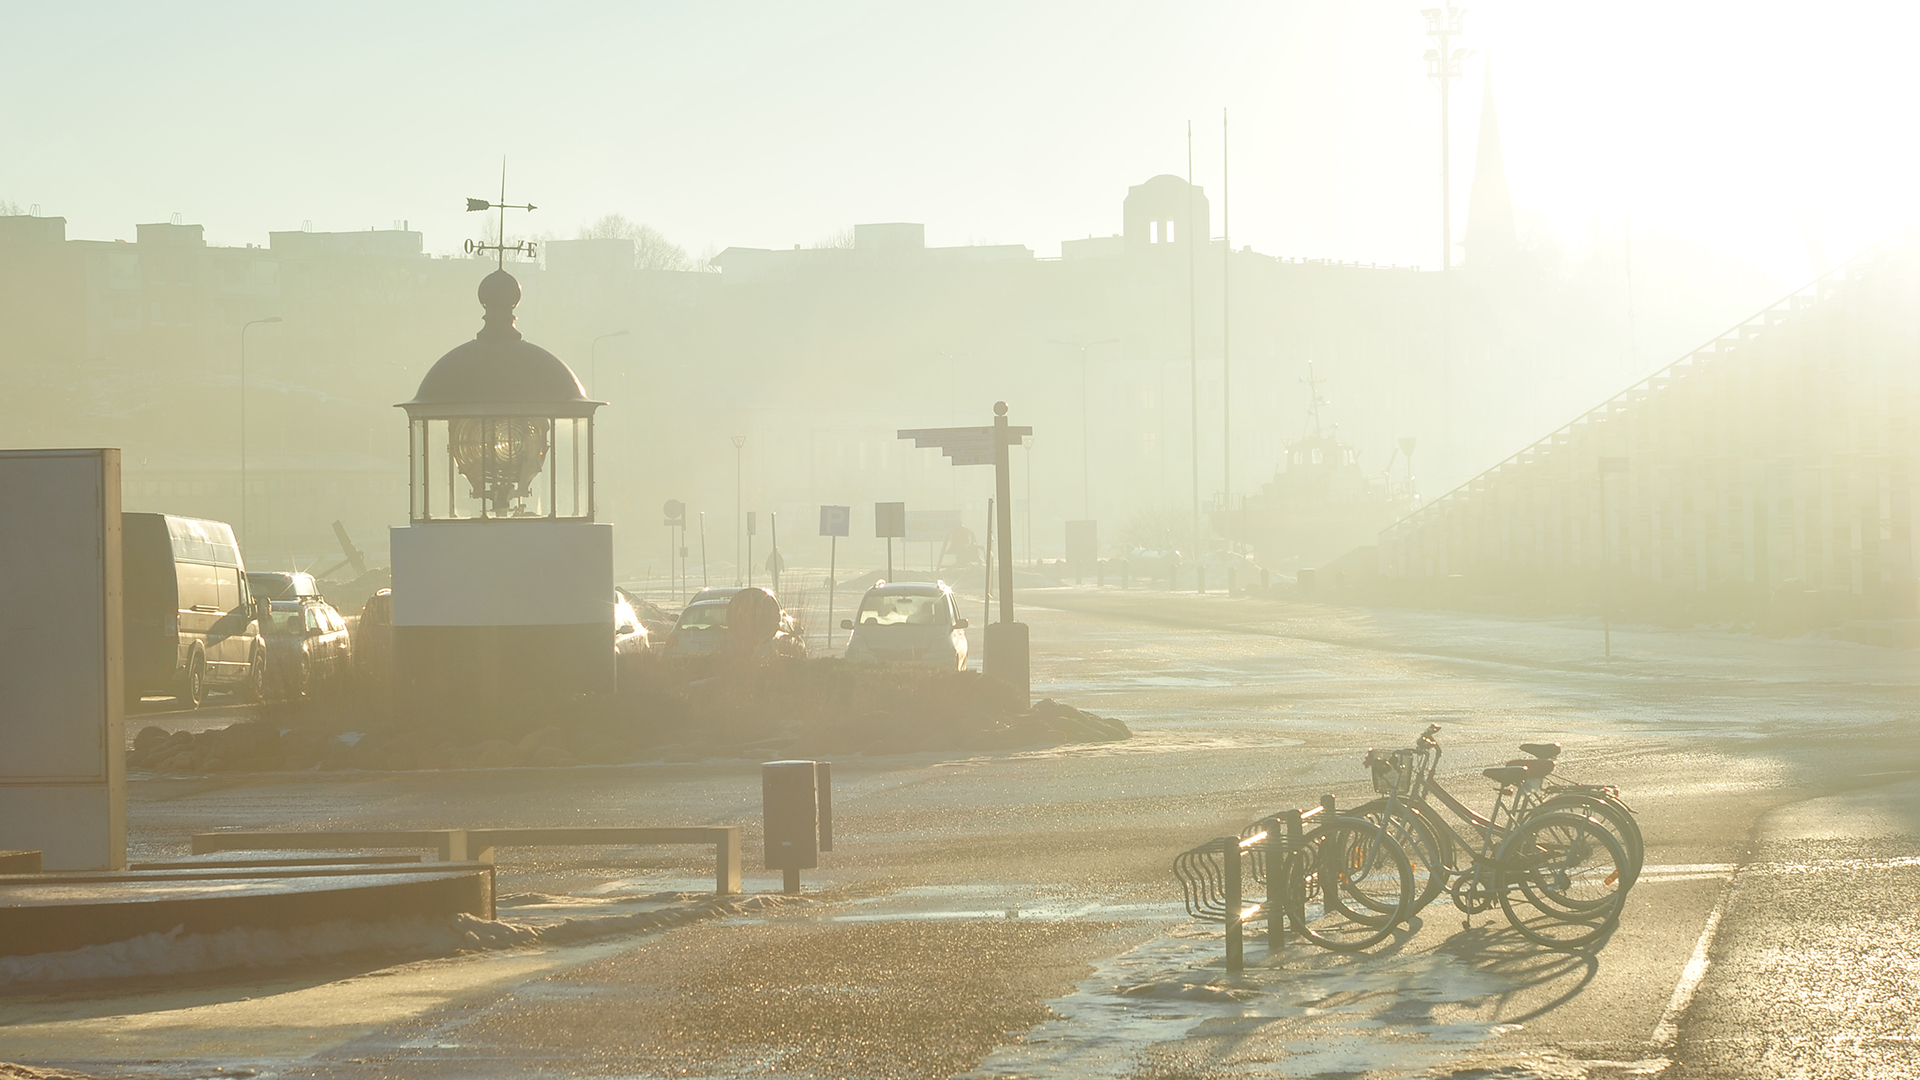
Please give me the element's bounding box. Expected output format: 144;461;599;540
963;926;1527;1079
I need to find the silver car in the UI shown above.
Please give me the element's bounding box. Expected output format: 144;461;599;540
840;581;969;670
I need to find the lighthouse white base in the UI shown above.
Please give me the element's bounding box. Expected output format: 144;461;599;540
390;522;615;708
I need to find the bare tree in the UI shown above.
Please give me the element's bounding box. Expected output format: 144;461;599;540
579;213;692;271
810;226;855;250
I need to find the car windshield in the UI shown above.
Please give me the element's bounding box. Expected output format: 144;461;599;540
265;603;304;635
858;593;944;626
677;603;729;631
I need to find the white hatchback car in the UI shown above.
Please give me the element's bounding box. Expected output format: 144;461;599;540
840;580;969;670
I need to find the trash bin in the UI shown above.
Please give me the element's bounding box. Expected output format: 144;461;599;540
763;759;820;893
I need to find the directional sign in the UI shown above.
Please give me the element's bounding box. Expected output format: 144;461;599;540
819;505;850;537
908;509;963;543
899;424;1031;467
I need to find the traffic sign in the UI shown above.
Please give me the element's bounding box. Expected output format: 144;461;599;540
819;505;850;537
874;502;906;539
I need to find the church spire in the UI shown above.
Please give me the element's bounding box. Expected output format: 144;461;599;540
1465;65;1518;267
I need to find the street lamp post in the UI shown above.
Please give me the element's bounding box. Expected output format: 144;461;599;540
239;316;282;553
588;330;629;399
1047;338;1119;519
732;435;746;585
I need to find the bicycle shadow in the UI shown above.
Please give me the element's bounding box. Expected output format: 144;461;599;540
1425;916;1606;1024
1095;913;1605;1079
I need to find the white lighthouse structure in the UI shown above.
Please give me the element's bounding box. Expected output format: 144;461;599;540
391;268;613;709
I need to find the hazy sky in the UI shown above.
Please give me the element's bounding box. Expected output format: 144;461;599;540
6;2;1913;283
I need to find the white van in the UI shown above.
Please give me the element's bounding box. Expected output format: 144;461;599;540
840;580;969;670
123;513;266;707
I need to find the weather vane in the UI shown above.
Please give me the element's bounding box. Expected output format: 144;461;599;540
463;158;538;269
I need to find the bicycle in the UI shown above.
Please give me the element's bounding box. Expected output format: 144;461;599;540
1368;726;1645;900
1356;726;1633;951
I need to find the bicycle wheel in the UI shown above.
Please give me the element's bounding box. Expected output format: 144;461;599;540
1292;816;1414;952
1496;811;1628;951
1354;797;1452;913
1536;792;1643;888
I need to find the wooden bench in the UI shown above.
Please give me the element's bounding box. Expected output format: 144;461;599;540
192;826;742;895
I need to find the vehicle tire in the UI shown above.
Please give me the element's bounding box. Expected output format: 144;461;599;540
242;648;266;704
1496;812;1629;951
177;653;205;710
1292;816;1414;952
1354;797;1453;913
1533;793;1643;888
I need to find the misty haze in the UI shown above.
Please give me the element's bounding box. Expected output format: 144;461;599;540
1;3;1917;1079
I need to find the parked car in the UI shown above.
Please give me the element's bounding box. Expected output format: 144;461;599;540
614;587;650;668
262;596;352;699
840;580;969;669
352;588;393;694
635;596;676;640
245;571;322;603
122;513;266;707
661;598;732;656
661;588;806;658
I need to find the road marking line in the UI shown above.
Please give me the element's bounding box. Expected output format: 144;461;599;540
1648;869;1736;1051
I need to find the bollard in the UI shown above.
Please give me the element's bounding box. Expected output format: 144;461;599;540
984;621;1030;704
1224;834;1243;971
762;760;820;893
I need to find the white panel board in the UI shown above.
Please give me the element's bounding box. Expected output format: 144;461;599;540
0;448;124;870
390;521;613;627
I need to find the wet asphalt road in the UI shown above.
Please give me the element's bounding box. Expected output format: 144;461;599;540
5;590;1919;1078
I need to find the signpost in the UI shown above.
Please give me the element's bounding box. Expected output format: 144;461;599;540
899;402;1034;700
875;501;906;579
768;511;781;596
663;499;686;601
820;505;850;650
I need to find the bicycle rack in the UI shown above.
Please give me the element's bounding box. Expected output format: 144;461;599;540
1172;794;1336;970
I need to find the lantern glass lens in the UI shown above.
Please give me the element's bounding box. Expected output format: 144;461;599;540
448;416;552;515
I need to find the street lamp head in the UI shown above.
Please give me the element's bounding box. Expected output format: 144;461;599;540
263;316;283;324
732;435;746;449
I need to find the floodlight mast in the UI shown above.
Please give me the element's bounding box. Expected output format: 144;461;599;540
1423;3;1471;480
1423;4;1470;277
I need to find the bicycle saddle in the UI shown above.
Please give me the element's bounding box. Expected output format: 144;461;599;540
1483;765;1533;787
1518;742;1562;759
1505;757;1556;778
